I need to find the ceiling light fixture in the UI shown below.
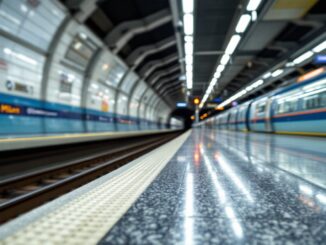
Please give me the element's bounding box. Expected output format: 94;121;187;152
183;14;194;35
262;72;272;79
251;11;257;21
214;72;221;79
182;1;194;91
182;0;194;13
185;55;193;64
225;35;241;55
293;51;314;64
312;40;326;53
211;77;218;84
245;79;263;91
272;69;284;77
184;36;193;42
216;64;225;73
187;79;193;89
185;42;193;55
220;54;231;65
235;14;251;33
247;0;262;11
285;62;295;67
199;0;263;109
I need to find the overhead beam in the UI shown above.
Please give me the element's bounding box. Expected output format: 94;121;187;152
127;36;176;69
169;0;185;74
151;70;181;89
162;86;182;97
105;9;172;54
140;54;178;79
148;65;180;85
160;80;182;94
154;74;181;90
70;0;97;23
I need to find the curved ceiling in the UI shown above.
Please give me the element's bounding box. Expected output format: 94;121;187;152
61;0;326;110
62;0;184;106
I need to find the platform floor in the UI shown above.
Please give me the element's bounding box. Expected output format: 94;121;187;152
100;128;326;244
1;128;326;244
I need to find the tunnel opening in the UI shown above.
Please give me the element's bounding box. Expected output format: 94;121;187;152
170;108;195;130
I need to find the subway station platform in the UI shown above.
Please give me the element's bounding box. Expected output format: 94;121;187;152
0;128;326;244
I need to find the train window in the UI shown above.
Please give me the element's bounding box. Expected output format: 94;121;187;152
256;103;265;114
303;91;326;110
276;98;299;114
321;92;326;107
276;103;284;114
286;100;298;113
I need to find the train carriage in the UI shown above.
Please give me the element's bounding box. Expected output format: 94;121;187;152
209;71;326;136
271;75;326;135
236;101;251;132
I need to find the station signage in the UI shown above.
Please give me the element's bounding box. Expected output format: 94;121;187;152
0;104;21;114
206;103;219;108
212;97;223;103
314;55;326;64
297;67;325;82
176;102;187;108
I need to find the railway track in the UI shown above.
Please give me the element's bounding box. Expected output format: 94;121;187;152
0;132;179;223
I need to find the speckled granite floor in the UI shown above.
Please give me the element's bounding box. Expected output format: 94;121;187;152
99;128;326;244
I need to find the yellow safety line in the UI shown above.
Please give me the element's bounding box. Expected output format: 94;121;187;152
275;131;326;137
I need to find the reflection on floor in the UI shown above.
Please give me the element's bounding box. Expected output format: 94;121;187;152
100;128;326;244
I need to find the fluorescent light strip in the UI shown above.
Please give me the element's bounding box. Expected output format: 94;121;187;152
251;11;257;21
285;62;295;67
211;38;322;110
182;0;193;91
185;42;193;55
313;40;326;53
220;54;231;65
272;69;284;77
214;72;221;79
247;0;262;11
211;77;218;85
185;55;193;65
225;35;241;55
236;14;251;33
245;79;263;91
262;72;271;79
200;5;257;108
216;65;225;73
183;14;194;35
182;0;194;13
187;79;193;89
217;79;264;108
184;36;193;42
293;51;314;64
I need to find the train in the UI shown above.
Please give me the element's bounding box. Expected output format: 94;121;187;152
206;71;326;136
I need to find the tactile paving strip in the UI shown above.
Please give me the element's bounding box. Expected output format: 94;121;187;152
0;131;191;245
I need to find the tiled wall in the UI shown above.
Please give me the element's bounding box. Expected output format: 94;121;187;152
0;0;177;135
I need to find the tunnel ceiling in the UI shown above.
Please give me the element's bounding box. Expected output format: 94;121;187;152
61;0;184;108
190;0;326;104
193;0;242;96
61;0;326;108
